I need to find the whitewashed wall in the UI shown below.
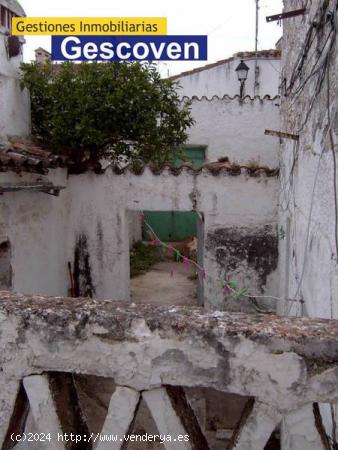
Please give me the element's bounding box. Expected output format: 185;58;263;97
277;0;338;445
0;170;69;296
0;168;278;310
187;96;280;166
128;211;142;248
174;55;281;100
278;0;338;320
65;168;278;310
173;52;281;167
0;1;30;136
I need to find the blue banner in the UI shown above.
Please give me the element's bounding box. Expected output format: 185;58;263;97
52;35;208;61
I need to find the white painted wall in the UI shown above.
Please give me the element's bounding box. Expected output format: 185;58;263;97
173;52;281;167
174;55;281;100
128;210;142;248
187;96;280;166
0;167;278;310
278;0;338;443
0;170;69;296
65;168;278;309
278;0;338;321
0;0;30;136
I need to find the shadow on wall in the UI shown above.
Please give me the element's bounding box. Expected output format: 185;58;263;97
73;233;95;298
0;239;12;289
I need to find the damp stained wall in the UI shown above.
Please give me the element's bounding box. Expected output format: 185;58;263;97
0;167;278;309
65;168;278;310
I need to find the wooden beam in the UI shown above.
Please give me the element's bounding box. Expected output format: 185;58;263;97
165;386;210;450
266;9;306;22
48;372;92;449
0;182;66;197
143;387;209;450
265;129;299;141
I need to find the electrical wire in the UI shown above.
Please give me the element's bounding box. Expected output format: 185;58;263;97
326;31;338;262
285;7;337;315
287;27;333;102
285;146;324;316
279;140;299;212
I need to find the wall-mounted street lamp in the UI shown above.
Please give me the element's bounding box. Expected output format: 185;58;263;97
235;60;250;98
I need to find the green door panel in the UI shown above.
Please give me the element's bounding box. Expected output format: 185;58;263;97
175;146;206;169
144;211;197;241
144;146;205;241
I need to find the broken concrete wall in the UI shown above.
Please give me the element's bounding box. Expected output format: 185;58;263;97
0;164;277;310
66;167;278;310
187;96;280;167
1;292;338;450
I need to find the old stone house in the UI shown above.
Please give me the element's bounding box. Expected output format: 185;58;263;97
0;0;337;448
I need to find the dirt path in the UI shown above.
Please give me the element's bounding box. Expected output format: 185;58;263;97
130;261;198;306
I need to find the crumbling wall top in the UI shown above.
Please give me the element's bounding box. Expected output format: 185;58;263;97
1;291;337;362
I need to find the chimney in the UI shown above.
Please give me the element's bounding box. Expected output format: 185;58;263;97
35;47;51;64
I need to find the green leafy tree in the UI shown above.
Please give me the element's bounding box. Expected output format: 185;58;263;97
20;61;194;166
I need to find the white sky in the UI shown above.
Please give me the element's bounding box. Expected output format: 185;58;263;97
19;0;283;76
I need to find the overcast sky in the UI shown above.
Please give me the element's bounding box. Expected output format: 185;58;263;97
19;0;283;76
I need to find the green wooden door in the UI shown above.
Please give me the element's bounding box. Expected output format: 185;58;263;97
175;146;206;169
144;146;205;242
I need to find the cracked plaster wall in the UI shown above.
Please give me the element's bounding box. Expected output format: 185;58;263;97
65;169;278;309
278;0;338;445
0;294;338;418
278;0;338;318
0;167;277;309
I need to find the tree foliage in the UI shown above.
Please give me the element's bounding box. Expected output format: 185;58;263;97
20;61;194;165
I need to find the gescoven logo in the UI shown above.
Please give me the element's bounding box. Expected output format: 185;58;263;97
52;36;208;61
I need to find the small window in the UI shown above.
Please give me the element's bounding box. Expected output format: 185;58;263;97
0;6;16;32
0;6;7;28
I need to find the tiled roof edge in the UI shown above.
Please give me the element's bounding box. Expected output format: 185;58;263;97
182;94;280;102
170;49;281;80
111;163;279;178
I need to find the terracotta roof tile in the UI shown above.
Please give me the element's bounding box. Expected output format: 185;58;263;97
0;138;67;174
111;161;278;177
